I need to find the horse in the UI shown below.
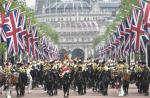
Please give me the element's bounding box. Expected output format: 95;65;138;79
53;69;60;95
45;70;54;96
16;72;28;97
97;70;110;96
75;70;84;95
3;75;12;98
62;73;70;97
114;73;125;96
92;69;98;92
86;64;94;88
135;72;143;94
30;67;39;89
140;69;149;96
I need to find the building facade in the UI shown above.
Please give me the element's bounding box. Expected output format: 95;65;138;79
35;0;121;59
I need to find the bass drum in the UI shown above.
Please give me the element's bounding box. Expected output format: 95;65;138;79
10;74;18;85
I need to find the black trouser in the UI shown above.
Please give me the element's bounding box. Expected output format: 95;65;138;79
141;82;149;94
53;83;58;95
16;83;20;96
123;80;129;94
16;83;25;96
20;85;25;96
101;82;108;96
83;82;86;94
136;82;142;93
77;83;83;95
63;84;69;97
46;82;53;96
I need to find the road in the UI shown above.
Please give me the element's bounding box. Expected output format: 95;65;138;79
0;84;149;98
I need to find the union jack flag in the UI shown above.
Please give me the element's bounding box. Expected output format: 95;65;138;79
131;6;144;52
139;0;150;38
3;9;24;55
112;32;120;45
124;16;135;53
118;22;125;36
40;35;50;59
4;0;13;16
120;36;125;57
0;12;6;42
47;43;52;60
110;36;117;57
17;12;27;53
140;34;149;54
18;13;26;30
124;33;130;56
139;0;145;9
41;35;47;50
30;25;39;59
21;19;33;56
18;14;26;40
124;16;132;33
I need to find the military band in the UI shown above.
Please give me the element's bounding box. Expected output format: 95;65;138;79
0;59;150;98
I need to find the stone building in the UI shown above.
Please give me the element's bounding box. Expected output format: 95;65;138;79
35;0;121;59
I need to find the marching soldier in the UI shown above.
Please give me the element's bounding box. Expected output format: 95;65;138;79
135;61;144;94
3;62;12;75
17;63;28;97
3;62;12;98
115;60;125;96
140;63;150;96
26;63;33;93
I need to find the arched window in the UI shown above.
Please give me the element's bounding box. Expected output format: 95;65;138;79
63;38;66;42
82;38;84;42
66;18;68;21
87;17;89;21
93;17;95;20
61;18;63;21
58;18;60;21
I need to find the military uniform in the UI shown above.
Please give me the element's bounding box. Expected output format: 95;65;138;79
3;66;12;75
26;65;32;93
3;63;12;98
115;63;125;96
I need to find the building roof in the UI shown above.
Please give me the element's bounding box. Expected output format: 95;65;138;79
46;1;91;10
99;1;120;8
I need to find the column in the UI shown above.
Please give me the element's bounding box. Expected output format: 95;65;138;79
84;47;88;60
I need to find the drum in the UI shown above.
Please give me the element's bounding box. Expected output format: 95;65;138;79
123;73;130;81
10;75;18;85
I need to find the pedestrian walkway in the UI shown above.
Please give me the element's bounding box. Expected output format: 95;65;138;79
0;84;149;98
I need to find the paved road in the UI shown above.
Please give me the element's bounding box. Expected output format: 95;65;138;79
0;84;149;98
